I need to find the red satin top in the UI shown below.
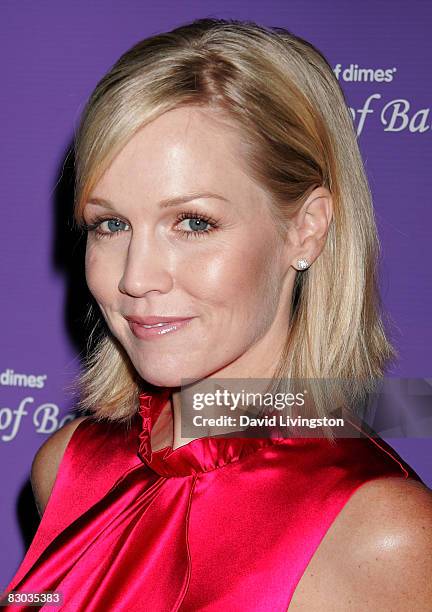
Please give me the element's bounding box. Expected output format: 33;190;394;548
2;387;423;611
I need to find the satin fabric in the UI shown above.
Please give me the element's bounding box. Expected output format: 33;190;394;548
2;387;423;611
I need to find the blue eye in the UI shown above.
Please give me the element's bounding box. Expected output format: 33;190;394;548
84;217;130;239
175;211;218;239
178;217;210;233
105;219;128;233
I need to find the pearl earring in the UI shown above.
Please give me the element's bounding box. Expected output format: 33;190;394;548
297;258;310;270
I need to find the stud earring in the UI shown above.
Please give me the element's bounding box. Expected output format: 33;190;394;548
297;258;310;270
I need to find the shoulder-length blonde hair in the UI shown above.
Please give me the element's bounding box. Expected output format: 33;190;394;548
72;17;395;432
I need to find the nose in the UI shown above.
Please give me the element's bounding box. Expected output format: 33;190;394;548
118;231;173;297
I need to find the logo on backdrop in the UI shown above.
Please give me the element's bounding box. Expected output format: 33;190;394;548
333;64;430;136
0;369;75;442
0;368;47;389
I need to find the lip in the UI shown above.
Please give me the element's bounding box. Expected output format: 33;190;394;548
125;315;196;340
124;315;195;325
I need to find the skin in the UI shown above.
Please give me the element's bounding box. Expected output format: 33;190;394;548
31;105;432;609
83;106;331;450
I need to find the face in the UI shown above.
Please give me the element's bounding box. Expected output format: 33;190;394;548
84;106;295;388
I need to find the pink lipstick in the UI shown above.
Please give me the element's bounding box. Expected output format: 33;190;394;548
125;315;196;340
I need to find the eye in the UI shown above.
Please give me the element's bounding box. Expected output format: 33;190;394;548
175;211;219;239
84;216;130;239
83;211;220;241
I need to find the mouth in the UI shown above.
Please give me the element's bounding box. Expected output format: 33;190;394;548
126;316;196;340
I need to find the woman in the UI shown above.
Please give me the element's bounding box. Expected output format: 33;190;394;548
3;17;431;611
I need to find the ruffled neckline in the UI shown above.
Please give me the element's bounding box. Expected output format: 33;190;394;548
137;387;279;478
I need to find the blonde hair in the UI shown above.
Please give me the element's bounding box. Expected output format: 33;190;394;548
72;18;396;435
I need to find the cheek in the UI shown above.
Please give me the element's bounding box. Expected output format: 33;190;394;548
85;243;117;305
180;236;282;318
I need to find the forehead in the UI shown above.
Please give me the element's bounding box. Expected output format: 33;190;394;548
91;106;261;204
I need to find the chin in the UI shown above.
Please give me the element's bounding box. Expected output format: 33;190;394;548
130;347;237;389
134;364;203;390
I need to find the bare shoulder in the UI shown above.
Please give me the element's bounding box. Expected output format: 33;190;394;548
31;416;89;517
289;477;432;611
331;477;432;608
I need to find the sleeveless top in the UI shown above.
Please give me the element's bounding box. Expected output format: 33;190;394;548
2;387;423;611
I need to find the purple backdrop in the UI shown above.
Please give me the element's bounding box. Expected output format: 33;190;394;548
1;0;431;589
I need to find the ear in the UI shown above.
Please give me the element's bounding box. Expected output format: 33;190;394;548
284;186;333;271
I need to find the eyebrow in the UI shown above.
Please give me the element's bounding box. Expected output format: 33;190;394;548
86;192;230;210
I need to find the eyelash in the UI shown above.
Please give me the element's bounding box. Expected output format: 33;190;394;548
83;210;220;241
